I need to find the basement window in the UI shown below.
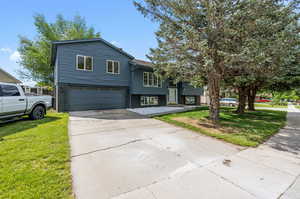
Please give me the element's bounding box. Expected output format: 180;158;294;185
141;96;159;106
185;96;196;105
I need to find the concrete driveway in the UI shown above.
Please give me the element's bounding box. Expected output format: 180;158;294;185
69;108;300;199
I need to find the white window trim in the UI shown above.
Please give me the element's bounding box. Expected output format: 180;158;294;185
143;72;163;88
76;55;93;71
106;60;120;75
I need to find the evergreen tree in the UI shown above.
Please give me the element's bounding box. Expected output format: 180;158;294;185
134;0;299;122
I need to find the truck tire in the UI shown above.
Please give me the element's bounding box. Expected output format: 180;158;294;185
30;105;46;120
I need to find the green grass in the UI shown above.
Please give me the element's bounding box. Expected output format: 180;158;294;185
0;112;73;199
255;103;287;108
296;105;300;109
155;107;286;147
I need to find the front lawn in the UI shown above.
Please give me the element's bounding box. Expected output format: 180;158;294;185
155;107;286;147
255;103;287;108
0;112;73;199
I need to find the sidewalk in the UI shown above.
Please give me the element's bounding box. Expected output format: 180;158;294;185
206;104;300;199
264;104;300;199
127;106;199;117
119;104;300;199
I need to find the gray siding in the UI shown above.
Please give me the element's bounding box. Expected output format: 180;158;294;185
56;42;132;86
54;57;58;85
130;68;168;95
181;82;203;96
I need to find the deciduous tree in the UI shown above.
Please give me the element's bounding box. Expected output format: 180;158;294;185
18;14;100;86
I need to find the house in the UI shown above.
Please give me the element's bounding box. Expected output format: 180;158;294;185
51;38;203;112
22;85;53;96
0;68;22;84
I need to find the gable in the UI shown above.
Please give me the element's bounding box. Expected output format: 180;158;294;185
55;41;133;86
0;68;21;83
51;38;134;66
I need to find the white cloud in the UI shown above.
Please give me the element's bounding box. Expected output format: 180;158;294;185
9;51;21;62
111;41;120;46
0;47;12;53
0;48;21;62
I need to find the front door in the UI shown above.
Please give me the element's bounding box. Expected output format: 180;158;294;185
168;88;178;104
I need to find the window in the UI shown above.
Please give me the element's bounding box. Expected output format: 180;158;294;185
106;60;120;74
107;61;113;73
153;75;158;86
1;85;20;97
185;96;196;105
141;96;159;106
143;72;148;86
143;72;162;88
76;55;93;71
85;56;93;71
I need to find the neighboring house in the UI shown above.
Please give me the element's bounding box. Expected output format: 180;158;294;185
51;38;203;112
0;68;22;84
21;85;53;96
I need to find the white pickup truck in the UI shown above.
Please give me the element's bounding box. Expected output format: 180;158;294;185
0;82;52;120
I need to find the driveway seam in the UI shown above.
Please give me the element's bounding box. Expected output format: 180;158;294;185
71;138;151;158
206;168;258;198
109;166;197;199
146;187;158;199
109;149;238;199
109;176;171;199
278;174;300;199
236;153;298;177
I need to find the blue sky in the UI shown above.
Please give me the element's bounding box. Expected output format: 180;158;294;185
0;0;158;85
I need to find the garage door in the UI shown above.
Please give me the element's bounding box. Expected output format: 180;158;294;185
64;86;127;111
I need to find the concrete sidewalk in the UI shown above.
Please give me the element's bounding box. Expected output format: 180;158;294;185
127;106;199;117
69;106;300;199
256;107;288;112
114;106;300;199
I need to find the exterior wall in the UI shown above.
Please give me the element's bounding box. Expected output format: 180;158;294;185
181;82;203;96
56;42;132;86
54;40;205;110
56;84;65;112
54;56;58;85
130;94;167;108
177;82;183;104
196;96;201;105
130;67;168;95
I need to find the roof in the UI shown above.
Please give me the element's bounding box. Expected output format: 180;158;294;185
51;38;135;65
131;59;153;68
0;68;22;84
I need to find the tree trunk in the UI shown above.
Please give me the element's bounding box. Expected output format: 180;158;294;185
208;71;221;125
236;86;248;114
247;86;257;111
